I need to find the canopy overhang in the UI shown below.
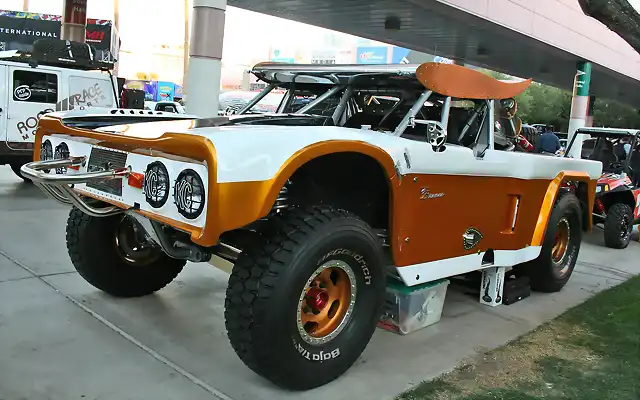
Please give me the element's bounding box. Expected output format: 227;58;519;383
229;0;640;107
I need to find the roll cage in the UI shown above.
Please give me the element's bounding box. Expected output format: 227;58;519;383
244;63;499;154
570;127;640;175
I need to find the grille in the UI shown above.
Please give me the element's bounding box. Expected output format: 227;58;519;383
173;169;205;219
86;147;128;196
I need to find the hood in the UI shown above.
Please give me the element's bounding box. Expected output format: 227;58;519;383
598;172;631;190
57;110;331;137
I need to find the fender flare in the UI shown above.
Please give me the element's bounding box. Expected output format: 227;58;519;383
257;140;399;218
530;171;596;247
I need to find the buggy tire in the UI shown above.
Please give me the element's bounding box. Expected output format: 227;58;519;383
224;206;386;390
10;162;31;183
66;208;185;297
520;193;582;293
603;203;633;249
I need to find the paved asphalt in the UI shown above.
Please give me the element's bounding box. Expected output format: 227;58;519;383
1;165;639;400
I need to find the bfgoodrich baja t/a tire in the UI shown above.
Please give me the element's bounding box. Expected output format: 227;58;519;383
66;208;185;297
522;193;582;293
224;206;386;390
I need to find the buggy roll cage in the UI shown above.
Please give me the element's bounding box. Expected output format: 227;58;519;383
244;63;499;146
567;127;640;173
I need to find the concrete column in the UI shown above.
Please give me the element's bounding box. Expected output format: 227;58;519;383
567;61;592;158
182;0;190;88
185;0;226;117
61;0;87;42
586;95;596;127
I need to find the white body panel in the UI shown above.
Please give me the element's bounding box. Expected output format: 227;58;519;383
41;134;209;229
45;109;603;184
0;65;7;142
396;246;542;286
189;125;602;184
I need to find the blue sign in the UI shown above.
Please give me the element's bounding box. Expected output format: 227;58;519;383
434;56;454;64
156;81;175;101
270;57;295;63
356;46;388;64
391;47;411;64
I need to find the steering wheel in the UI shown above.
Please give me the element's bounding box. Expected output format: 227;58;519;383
609;161;625;170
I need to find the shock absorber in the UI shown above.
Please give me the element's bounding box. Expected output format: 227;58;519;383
270;180;291;215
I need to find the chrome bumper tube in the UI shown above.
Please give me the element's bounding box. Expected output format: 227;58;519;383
21;157;131;218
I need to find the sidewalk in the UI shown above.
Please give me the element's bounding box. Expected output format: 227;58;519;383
1;166;639;400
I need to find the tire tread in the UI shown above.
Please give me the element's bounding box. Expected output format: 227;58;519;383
224;205;372;389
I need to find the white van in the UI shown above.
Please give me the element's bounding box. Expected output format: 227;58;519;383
0;54;119;181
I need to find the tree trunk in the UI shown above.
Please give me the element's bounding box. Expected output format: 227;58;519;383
578;0;640;54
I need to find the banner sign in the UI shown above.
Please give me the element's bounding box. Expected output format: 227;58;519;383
63;0;87;25
0;9;117;61
356;46;388;64
157;81;175;101
434;55;454;64
391;47;410;64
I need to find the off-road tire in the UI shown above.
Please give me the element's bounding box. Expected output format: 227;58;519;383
10;162;31;183
603;203;633;249
224;206;385;390
66;208;185;297
521;193;582;293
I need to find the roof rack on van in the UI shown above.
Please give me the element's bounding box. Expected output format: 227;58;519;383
0;39;115;72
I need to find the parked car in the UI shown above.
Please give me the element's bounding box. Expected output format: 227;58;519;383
23;62;601;390
565;127;640;249
0;45;119;182
144;101;185;114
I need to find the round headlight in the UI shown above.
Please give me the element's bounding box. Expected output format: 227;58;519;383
144;161;170;208
174;169;205;220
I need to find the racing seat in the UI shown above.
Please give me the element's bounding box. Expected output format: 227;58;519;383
613;142;628;161
343;112;384;129
590;139;617;170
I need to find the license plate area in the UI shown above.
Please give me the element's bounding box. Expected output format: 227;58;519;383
85;147;128;196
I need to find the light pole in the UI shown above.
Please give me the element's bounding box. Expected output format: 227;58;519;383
184;0;226;117
567;61;592;159
183;0;190;88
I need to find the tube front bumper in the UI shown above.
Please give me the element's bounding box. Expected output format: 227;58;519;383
21;157;131;217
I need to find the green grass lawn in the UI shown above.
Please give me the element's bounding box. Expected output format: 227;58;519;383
398;275;640;400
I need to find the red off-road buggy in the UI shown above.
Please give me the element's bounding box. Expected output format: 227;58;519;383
565;127;640;248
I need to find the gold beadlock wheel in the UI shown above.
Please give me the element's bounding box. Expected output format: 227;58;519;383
296;260;357;346
552;217;571;275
